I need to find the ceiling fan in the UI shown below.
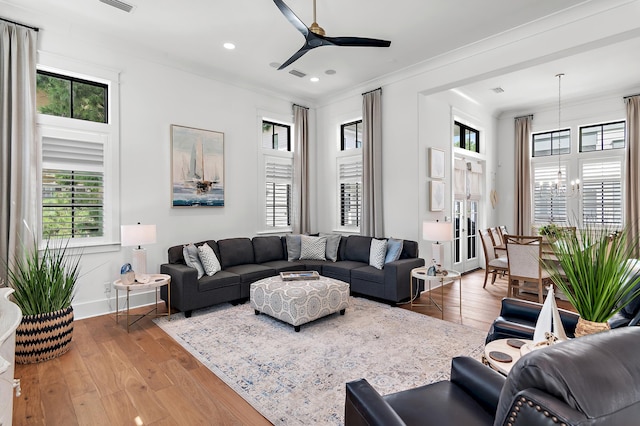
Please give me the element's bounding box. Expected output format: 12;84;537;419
273;0;391;70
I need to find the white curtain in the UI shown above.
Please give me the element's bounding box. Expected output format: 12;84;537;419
625;95;640;257
0;21;38;285
362;89;383;237
515;115;532;235
292;104;309;233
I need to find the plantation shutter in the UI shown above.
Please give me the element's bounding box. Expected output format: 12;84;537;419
468;162;483;200
533;164;567;223
339;157;362;227
582;160;622;225
265;157;292;228
453;159;466;198
41;136;105;239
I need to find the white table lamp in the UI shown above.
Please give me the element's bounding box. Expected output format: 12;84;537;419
423;220;453;266
121;223;157;274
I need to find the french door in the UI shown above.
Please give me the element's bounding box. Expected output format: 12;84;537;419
453;198;480;273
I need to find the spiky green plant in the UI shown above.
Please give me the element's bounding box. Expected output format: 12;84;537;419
7;239;81;315
542;225;640;323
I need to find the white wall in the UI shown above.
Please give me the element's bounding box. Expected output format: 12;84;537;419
23;16;305;319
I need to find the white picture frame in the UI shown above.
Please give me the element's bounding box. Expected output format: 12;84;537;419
430;180;445;211
429;147;445;179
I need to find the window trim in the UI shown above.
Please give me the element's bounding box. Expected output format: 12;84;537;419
579;120;626;153
453;121;480;153
341;120;362;151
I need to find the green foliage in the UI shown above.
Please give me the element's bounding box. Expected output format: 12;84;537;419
6;239;81;315
36;73;106;123
542;226;640;323
538;223;560;238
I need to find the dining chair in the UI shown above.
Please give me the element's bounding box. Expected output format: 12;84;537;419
504;234;552;303
490;226;507;258
479;229;508;288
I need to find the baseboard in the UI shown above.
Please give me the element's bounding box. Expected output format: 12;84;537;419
72;288;160;320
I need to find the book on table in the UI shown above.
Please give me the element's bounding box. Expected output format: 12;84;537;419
280;271;320;281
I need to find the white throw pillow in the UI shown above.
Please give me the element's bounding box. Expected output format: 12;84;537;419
183;243;205;279
369;238;388;270
198;243;221;276
299;235;327;261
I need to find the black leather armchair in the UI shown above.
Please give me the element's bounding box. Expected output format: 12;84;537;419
345;327;640;426
486;295;640;344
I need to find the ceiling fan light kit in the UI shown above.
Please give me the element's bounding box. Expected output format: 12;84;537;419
273;0;391;70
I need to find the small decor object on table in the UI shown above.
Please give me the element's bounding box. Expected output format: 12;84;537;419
280;271;320;281
120;263;135;285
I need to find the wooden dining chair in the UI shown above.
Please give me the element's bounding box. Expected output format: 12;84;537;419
489;227;506;258
479;229;508;288
504;234;552;303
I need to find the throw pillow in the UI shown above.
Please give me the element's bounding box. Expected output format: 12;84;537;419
369;238;388;270
183;243;205;279
299;235;327;261
285;234;302;261
198;243;221;276
385;238;404;264
320;233;342;262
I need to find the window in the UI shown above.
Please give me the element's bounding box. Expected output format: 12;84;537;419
453;121;479;153
341;120;362;150
36;70;107;123
532;129;570;157
262;120;290;151
582;160;622;226
532;164;567;223
261;119;293;230
338;156;362;228
580;121;625;152
36;57;119;247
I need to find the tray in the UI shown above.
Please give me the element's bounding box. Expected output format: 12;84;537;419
280;271;320;281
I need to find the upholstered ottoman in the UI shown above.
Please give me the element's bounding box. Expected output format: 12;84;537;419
250;275;350;331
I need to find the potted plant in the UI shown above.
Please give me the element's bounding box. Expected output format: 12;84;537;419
542;225;640;337
6;239;81;364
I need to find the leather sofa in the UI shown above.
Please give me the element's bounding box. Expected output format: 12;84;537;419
486;295;640;343
160;235;424;317
345;327;640;425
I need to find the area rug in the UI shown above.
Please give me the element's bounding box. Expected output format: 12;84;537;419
154;297;486;425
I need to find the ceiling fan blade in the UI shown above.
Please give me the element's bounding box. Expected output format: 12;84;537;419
273;0;309;37
325;36;391;48
277;45;313;70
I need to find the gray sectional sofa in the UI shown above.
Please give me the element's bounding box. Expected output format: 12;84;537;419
160;235;424;317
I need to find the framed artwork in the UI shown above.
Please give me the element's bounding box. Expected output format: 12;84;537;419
429;147;445;179
430;180;445;211
171;124;224;207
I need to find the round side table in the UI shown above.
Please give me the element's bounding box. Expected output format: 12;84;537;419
410;267;462;319
113;273;171;332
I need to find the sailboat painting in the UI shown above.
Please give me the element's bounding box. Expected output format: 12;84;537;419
171;124;224;207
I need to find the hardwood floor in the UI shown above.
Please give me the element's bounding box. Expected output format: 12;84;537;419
12;269;573;425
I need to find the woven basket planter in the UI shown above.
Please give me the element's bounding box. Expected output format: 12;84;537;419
575;316;610;337
15;306;74;364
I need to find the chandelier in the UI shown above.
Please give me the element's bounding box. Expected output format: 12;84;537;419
550;73;579;197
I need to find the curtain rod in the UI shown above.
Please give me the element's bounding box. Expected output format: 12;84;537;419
624;93;640;100
362;87;382;96
515;114;533;120
292;104;309;110
0;17;39;32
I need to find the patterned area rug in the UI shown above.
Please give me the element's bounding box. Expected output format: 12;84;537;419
154;296;486;425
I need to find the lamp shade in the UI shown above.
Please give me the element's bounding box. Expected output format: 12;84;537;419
423;221;453;243
121;224;157;247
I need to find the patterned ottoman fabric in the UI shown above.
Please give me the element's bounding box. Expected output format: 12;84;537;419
250;275;350;331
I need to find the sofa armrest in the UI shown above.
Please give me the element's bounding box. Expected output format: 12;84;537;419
500;388;588;426
345;379;406;426
383;258;426;302
160;263;198;311
450;357;505;415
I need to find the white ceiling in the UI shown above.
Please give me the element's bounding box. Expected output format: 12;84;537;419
3;0;640;112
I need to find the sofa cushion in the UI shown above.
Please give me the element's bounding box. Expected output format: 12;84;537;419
285;234;302;261
400;240;419;259
198;243;221;276
260;260;306;274
297;259;326;273
352;265;385;284
183;244;205;279
198;270;241;292
344;235;373;263
369;238;388;270
300;235;327;260
218;238;255;268
385;238;403;263
224;264;275;283
323;260;366;282
252;236;285;264
320;233;342;262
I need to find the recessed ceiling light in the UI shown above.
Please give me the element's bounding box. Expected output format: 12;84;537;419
310;77;320;82
325;69;336;75
269;62;281;68
223;42;236;50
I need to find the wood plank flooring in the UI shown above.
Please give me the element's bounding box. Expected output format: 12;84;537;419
12;269;573;425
